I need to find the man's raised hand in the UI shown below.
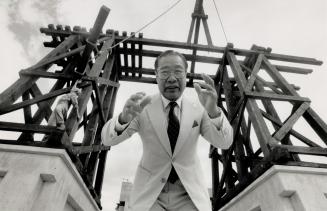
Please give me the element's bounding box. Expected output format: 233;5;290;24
119;92;151;124
194;74;221;118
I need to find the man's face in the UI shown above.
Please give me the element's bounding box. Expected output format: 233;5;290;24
156;55;187;101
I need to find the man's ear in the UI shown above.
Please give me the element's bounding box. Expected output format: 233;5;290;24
155;71;159;84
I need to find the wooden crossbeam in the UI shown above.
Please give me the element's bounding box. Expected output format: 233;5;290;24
0;35;79;108
20;69;119;88
39;27;324;66
273;102;310;142
227;51;271;156
130;32;136;77
29;84;52;121
72;145;110;154
244;54;263;91
0;87;71;115
241;64;300;91
245;91;310;103
21;46;84;72
0;121;61;134
66;38;114;141
261;110;321;147
75;6;110;75
138;33;143;77
271;144;327;156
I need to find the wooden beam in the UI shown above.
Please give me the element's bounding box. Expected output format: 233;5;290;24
0;87;71;115
20;70;119;88
273;102;310;142
0;121;61;134
118;48;222;64
244;54;263;91
66;38;114;141
21;46;84;72
227;52;271;156
72;145;110;154
0;35;79;107
39;27;323;66
271;144;327;156
75;6;110;75
261;110;321;147
245;91;310;103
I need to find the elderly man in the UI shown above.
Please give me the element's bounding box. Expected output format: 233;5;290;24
101;50;233;211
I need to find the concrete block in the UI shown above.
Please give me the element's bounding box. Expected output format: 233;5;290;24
220;165;327;211
0;144;100;211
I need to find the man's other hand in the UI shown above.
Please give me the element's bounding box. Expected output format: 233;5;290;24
194;74;221;118
119;92;151;124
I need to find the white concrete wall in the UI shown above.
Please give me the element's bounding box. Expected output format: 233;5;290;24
220;165;327;211
0;144;100;211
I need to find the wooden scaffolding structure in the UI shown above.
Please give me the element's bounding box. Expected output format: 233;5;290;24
0;2;326;210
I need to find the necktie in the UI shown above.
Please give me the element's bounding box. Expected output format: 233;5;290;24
167;101;180;183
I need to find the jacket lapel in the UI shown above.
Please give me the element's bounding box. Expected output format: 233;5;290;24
173;97;194;157
146;95;172;157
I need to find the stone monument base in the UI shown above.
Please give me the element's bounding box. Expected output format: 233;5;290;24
220;165;327;211
0;144;100;211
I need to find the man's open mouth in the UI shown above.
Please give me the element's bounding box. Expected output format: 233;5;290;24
165;86;179;91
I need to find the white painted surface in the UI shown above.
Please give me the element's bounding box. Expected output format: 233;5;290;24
220;165;327;211
0;144;100;211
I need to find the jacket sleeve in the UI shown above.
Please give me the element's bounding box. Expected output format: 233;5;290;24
101;115;140;146
200;109;233;149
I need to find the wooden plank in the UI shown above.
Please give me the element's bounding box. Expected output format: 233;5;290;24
202;16;213;46
122;31;129;76
260;110;321;147
275;65;312;74
244;54;263;91
75;6;110;75
0;35;79;107
138;33;143;77
118;48;222;64
130;32;136;77
211;148;219;198
66;38;114;141
245;91;310;102
0;82;90;116
16;69;70;142
72;145;110;154
94;150;108;197
40;27;323;66
0;121;61;134
92;80;105;124
262;56;299;96
240;64;301;91
227;52;271;156
21;46;84;72
273;102;310;142
20;70;119;88
0;87;71;115
81;52;115;147
21;91;34;142
285;161;327;169
271;145;327;156
29;84;52;121
303;108;327;145
187;17;196;43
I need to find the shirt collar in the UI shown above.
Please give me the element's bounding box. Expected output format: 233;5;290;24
161;94;182;110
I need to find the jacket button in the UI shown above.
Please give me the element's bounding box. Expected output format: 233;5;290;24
161;178;167;183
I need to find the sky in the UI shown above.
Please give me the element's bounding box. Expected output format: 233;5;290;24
0;0;326;210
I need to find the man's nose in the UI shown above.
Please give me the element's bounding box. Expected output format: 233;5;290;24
166;74;177;82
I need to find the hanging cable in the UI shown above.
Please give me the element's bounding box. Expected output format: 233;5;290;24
211;0;229;43
108;0;183;50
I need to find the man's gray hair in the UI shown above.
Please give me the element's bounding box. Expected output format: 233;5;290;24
154;50;188;71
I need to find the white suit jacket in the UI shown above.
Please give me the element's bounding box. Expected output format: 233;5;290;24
101;94;233;211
